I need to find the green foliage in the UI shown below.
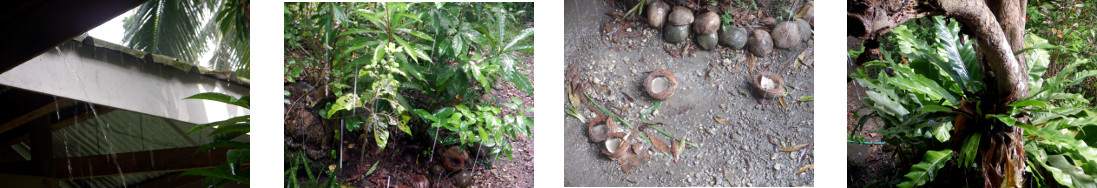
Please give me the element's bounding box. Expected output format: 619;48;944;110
852;15;1097;187
285;151;343;188
413;97;532;160
897;149;954;188
183;92;249;187
285;2;534;172
125;0;249;77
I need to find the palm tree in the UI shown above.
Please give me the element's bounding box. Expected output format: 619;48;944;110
122;0;250;78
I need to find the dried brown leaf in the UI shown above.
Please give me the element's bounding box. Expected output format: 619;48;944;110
796;163;814;175
748;53;756;73
713;116;732;125
780;143;809;152
663;44;682;58
674;136;687;165
779;97;787;109
645;132;672;154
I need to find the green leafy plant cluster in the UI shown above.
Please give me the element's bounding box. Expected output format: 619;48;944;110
285;151;343;188
181;92;250;187
284;2;533;167
850;16;1097;187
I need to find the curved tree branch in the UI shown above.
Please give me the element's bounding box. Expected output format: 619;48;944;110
848;0;1030;103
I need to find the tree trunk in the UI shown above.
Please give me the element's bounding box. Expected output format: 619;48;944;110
848;0;1029;187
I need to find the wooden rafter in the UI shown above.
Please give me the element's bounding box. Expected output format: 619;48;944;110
0;146;231;179
0;98;72;135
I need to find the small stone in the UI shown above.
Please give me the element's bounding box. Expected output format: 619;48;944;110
774;163;783;170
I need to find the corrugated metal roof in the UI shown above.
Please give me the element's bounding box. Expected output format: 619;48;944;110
45;107;248;187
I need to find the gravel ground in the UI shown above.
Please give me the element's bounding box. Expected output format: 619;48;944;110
563;0;815;186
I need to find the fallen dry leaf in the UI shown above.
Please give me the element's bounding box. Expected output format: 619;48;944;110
663;44;682;58
748;53;756;73
348;143;356;149
713;116;732;125
779;97;787;109
796;163;814;175
673;136;687;165
645;132;672;154
780;143;809;152
328;164;337;171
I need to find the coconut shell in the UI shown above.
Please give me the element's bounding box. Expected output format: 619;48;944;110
667;6;694;26
644;68;679;100
720;26;749;50
697;32;718;50
588;115;615;143
663;24;690;43
752;72;786;99
693;12;720;35
647;0;670;28
772;22;801;49
748;29;773;57
601;132;632;159
795;19;812;42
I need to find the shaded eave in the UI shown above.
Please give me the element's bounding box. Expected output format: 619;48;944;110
0;0;150;72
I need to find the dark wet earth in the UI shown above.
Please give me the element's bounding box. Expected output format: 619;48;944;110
564;0;814;186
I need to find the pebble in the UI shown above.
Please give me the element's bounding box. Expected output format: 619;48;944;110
774;163;783;170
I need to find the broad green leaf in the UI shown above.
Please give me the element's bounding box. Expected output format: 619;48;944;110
929;17;972;92
326;93;360;119
502;28;533;52
888;65;959;104
1010;99;1050;107
209;123;250;141
365;161;379;176
393;36;432;63
960;132;980;168
931;122;952;143
372;41;388;65
374;125;389;151
1024;34;1053;82
865;91;909;116
187;116;250;135
186;93;249;109
227;149;249;164
896;149;953;188
401;29;434;42
499;55;533;95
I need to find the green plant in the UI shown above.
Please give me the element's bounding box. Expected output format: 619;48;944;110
720;9;735;27
851;16;1097;187
285;151;343;188
180;92;250;187
284;2;534;168
413;97;532;160
125;0;250;77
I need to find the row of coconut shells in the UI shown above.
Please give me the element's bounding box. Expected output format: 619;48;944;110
646;0;813;57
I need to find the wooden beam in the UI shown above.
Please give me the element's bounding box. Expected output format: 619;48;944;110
0;146;229;179
131;172;202;188
0;98;71;135
58;146;230;179
0;173;58;188
0;105;113;149
29;118;52;177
